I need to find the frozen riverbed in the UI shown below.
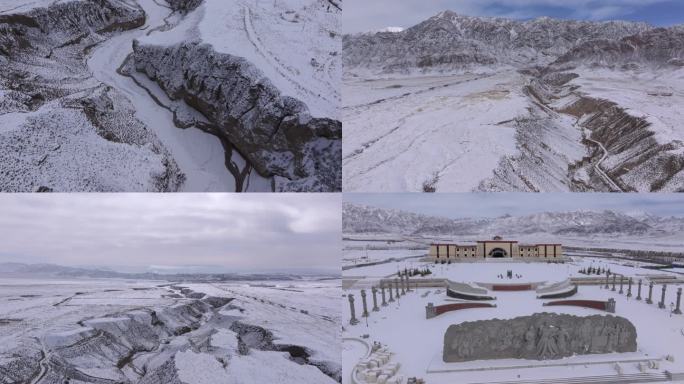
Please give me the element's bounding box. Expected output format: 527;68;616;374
87;0;248;192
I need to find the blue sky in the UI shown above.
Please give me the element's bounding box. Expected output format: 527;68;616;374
342;0;684;33
0;194;341;273
344;193;684;219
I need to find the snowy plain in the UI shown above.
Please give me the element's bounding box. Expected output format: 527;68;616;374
341;68;592;192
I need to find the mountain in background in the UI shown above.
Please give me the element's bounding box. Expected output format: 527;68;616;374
343;10;684;74
342;203;684;237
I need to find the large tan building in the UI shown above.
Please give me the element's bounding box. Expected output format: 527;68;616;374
428;236;562;262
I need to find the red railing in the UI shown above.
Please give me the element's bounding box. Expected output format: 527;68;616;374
434;303;494;316
491;284;533;291
544;300;607;311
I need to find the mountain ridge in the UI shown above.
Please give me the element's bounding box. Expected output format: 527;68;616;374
343;10;662;74
342;202;684;237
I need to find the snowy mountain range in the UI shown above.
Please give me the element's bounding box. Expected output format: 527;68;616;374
343;10;658;74
342;203;684;237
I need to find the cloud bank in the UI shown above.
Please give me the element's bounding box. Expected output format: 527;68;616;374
0;194;341;273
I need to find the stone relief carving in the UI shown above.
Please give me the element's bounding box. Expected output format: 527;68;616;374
443;313;637;362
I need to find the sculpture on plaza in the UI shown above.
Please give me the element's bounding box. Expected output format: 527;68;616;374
443;313;636;362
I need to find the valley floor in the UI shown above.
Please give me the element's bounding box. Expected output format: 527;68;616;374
342;66;684;192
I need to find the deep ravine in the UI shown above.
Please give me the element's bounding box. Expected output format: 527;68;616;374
86;0;271;192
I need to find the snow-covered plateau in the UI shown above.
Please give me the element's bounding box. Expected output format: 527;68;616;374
343;12;684;192
0;276;341;384
0;0;341;192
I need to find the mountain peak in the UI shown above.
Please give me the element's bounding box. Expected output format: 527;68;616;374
434;10;459;19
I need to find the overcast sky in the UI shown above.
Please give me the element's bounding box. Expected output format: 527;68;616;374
0;194;340;274
342;0;684;33
344;193;684;219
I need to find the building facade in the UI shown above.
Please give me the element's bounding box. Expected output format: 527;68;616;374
428;236;562;262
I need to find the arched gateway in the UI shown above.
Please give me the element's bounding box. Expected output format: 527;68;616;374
488;248;507;258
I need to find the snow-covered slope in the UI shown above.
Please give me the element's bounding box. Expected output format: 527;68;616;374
0;0;187;192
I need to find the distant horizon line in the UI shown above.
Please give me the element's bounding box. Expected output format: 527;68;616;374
0;261;341;276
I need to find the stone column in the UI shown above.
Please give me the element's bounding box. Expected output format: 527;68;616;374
605;271;610;289
627;278;632;297
395;279;400;299
659;284;667;309
400;276;406;295
646;281;654;304
619;276;624;294
361;289;369;317
371;286;379;312
636;279;642;301
612;274;617;291
426;303;436;319
675;288;682;315
388;282;395;302
381;283;387;306
406;275;411;292
348;294;359;325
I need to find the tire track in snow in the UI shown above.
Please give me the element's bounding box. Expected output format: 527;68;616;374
242;4;336;109
585;136;624;192
344;74;494;110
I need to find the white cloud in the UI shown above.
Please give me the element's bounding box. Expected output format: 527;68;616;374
0;194;341;271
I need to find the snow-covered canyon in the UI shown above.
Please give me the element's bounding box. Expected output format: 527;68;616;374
0;277;342;384
0;0;341;192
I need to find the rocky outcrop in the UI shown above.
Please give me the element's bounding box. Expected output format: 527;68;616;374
443;313;637;362
229;320;342;382
165;0;203;13
202;296;235;308
558;94;684;192
132;41;342;191
0;0;144;62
